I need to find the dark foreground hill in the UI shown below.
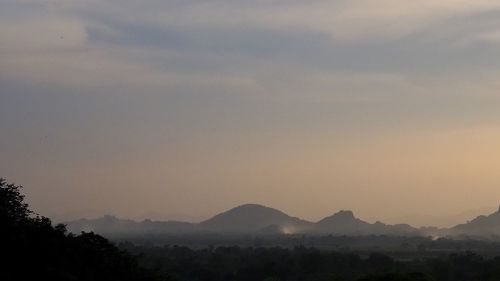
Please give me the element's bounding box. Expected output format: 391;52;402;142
0;178;164;281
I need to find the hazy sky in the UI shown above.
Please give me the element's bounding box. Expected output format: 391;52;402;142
2;0;500;226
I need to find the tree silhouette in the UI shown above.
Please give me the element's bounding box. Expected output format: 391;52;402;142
0;178;31;225
0;178;166;281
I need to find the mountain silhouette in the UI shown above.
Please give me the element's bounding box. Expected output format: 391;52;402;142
65;203;500;238
199;204;313;233
316;210;371;234
67;215;197;234
316;210;419;235
66;204;419;235
448;206;500;236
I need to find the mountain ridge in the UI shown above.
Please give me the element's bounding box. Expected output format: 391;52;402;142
65;203;500;238
446;206;500;237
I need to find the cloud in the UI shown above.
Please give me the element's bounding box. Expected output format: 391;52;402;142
3;0;500;86
2;0;500;110
58;0;500;40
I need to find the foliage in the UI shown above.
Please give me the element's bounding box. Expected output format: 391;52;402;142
0;178;166;281
0;178;31;225
123;243;500;281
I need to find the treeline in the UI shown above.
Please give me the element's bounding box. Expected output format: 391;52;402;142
0;178;168;281
113;233;500;254
122;244;500;281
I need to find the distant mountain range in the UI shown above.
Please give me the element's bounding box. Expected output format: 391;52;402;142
65;204;500;238
448;206;500;237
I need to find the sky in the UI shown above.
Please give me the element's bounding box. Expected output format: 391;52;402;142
2;0;500;227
